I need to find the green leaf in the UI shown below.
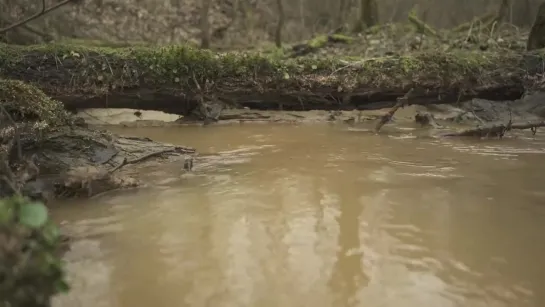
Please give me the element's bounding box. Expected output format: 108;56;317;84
54;279;71;293
283;72;290;80
42;222;60;245
0;200;14;224
18;202;48;229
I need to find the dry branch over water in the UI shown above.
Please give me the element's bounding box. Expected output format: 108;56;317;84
0;43;542;115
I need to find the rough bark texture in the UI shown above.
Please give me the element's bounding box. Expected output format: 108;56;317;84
0;44;544;115
527;2;545;51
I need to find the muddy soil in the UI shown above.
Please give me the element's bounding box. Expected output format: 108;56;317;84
13;126;196;202
75;92;545;132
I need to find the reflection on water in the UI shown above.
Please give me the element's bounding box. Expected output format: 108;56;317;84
52;124;545;307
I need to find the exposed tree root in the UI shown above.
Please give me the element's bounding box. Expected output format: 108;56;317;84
441;121;545;138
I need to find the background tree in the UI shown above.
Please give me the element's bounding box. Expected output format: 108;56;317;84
200;0;213;49
275;0;285;47
0;0;543;48
353;0;378;32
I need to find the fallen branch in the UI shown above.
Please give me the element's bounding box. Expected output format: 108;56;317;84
442;121;545;138
452;13;496;33
408;9;439;37
109;148;187;173
375;88;414;132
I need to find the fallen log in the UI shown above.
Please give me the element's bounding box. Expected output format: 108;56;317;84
0;43;542;115
289;34;354;57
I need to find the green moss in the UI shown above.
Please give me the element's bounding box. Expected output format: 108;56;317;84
307;34;353;49
308;35;329;48
0;196;69;306
330;34;354;43
53;38;152;49
0;43;523;98
0;78;71;125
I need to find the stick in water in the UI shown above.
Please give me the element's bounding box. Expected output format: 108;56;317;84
375;88;414;133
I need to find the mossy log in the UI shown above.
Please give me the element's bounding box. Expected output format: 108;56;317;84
290;34;354;57
0;43;543;115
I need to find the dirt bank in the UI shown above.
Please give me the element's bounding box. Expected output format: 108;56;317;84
2;43;544;118
74;90;545;141
0;79;196;202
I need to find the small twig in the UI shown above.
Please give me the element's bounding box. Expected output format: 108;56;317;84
0;104;22;161
0;0;75;34
109;157;127;173
465;21;474;43
375;88;414;133
192;73;202;91
109;149;178;173
0;175;19;194
100;149;119;165
0;159;19;194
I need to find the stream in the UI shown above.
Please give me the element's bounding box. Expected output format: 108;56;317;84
51;123;545;307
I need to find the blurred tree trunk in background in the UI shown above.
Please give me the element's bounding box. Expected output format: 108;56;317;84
0;0;544;47
353;0;378;32
275;0;284;47
495;0;511;23
526;2;545;50
200;0;212;48
335;0;348;29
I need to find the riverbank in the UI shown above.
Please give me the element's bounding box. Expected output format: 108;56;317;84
0;80;196;203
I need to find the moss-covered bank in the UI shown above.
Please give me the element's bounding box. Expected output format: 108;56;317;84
0;79;194;201
0;43;541;114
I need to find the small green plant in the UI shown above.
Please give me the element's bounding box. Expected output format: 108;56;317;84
0;195;69;307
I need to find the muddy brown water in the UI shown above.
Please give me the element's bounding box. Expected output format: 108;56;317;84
51;123;545;307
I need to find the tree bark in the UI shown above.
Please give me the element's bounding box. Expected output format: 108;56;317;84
494;0;511;24
274;0;284;48
354;0;378;31
199;0;212;49
0;44;540;115
527;2;545;51
335;0;348;29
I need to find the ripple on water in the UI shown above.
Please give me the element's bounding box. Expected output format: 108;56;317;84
52;125;545;307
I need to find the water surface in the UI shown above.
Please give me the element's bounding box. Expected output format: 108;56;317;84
52;123;545;307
